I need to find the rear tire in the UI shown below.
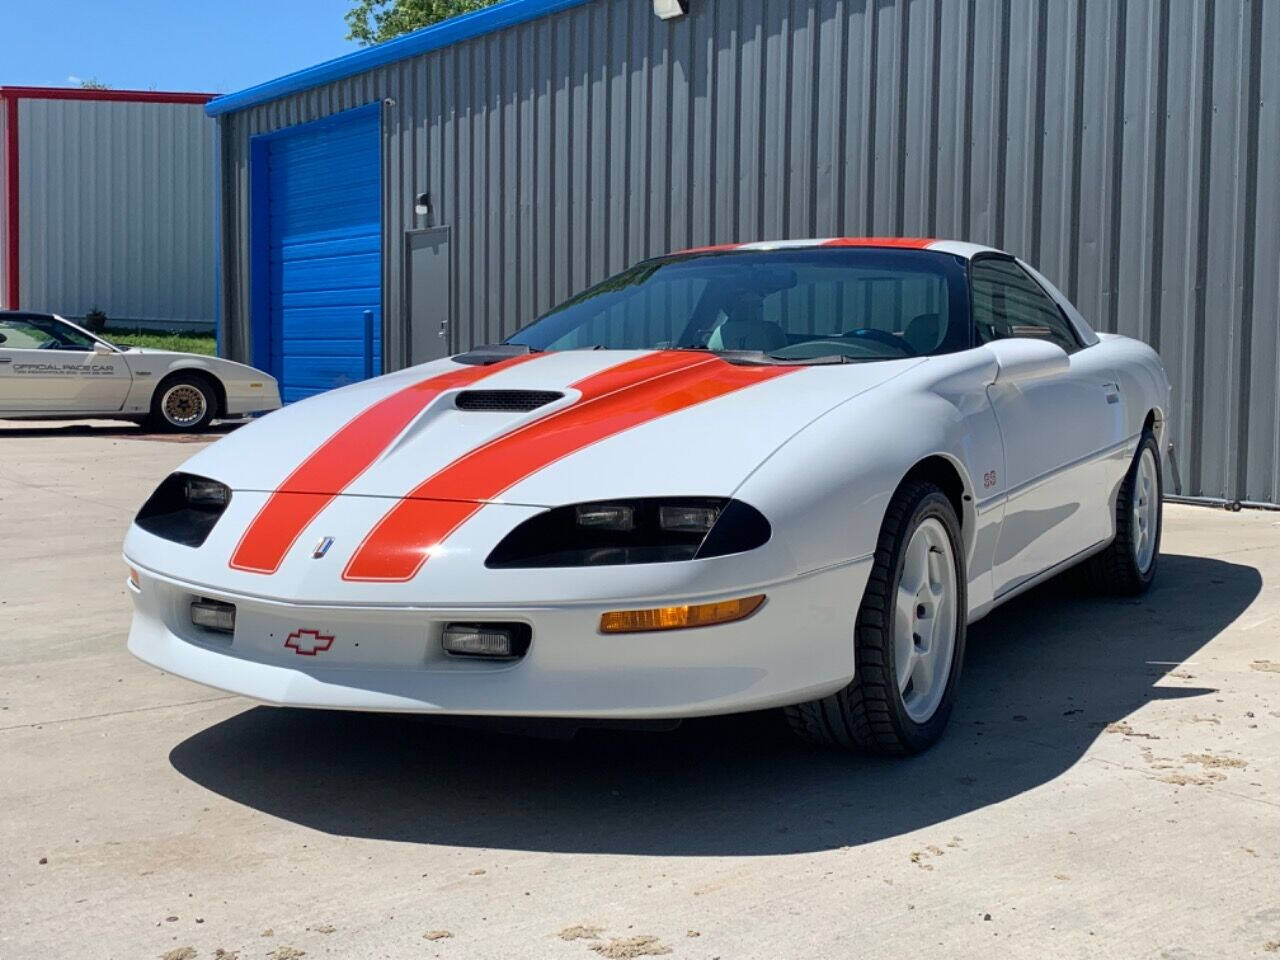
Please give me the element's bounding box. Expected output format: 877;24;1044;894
148;374;217;432
1085;430;1161;595
785;480;967;755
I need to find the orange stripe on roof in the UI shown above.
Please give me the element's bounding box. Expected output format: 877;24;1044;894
822;237;935;248
679;238;936;255
341;354;795;582
678;243;745;255
228;353;540;574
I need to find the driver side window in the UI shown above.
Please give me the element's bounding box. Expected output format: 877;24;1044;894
970;258;1082;354
0;316;95;351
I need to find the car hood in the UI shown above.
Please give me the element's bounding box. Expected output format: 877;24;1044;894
120;347;276;383
177;349;921;504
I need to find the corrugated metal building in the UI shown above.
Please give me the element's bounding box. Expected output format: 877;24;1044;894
207;0;1279;505
0;86;217;329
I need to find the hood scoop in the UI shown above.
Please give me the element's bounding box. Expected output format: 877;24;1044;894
454;389;564;412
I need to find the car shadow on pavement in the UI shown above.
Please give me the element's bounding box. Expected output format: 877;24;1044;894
169;552;1260;856
0;421;242;440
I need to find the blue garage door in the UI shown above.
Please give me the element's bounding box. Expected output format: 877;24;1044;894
254;106;381;403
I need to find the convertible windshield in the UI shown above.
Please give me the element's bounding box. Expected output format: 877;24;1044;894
507;248;972;362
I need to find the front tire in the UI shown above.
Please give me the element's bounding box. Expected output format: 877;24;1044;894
149;374;217;432
785;480;967;755
1085;430;1162;594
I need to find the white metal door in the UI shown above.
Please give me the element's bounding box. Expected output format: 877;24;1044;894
986;348;1125;596
0;315;132;413
970;257;1126;597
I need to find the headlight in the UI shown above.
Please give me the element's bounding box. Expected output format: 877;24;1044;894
485;497;771;568
134;472;231;547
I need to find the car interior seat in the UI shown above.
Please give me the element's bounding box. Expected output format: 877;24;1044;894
706;299;788;352
904;312;944;355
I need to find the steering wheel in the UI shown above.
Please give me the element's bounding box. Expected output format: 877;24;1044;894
838;328;917;356
38;338;60;350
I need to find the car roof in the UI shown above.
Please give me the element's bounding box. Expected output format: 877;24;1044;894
677;238;1003;259
0;310;60;322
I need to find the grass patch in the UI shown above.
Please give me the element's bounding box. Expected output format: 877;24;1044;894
105;330;216;355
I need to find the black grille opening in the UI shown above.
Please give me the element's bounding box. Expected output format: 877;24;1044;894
455;390;563;412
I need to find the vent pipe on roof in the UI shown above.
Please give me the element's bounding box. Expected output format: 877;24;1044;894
653;0;687;19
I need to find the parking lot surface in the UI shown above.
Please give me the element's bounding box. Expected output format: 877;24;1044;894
2;421;1278;959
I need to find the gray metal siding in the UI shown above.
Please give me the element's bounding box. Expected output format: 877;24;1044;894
217;0;1280;505
19;98;216;325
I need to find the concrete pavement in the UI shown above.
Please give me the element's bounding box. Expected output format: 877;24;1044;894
1;420;1277;959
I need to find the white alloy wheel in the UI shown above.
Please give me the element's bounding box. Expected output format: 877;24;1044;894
1083;430;1161;596
785;480;967;753
894;517;958;723
1132;446;1159;574
161;383;209;429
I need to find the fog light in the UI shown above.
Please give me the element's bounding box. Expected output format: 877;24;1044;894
190;598;236;634
599;594;766;633
442;622;530;659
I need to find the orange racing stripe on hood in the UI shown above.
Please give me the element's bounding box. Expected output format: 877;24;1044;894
341;354;798;582
228;353;541;574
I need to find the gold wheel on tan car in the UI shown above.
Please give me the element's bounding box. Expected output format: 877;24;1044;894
149;374;217;432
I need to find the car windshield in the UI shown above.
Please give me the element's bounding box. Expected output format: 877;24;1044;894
507;248;972;362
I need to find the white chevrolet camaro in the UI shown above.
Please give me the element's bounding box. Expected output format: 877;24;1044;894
123;239;1170;754
0;311;281;431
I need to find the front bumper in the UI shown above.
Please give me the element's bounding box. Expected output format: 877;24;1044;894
125;559;869;719
222;381;282;417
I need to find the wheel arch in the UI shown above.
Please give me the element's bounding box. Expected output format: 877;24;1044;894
1143;405;1164;444
895;454;975;557
154;368;225;419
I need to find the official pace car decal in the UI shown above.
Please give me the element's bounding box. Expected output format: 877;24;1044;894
2;360;118;377
229;350;797;581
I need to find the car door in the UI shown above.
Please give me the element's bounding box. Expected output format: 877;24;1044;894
973;256;1127;598
0;314;132;413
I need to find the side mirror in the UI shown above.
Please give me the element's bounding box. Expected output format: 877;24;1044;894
93;341;114;355
0;332;7;344
986;337;1069;384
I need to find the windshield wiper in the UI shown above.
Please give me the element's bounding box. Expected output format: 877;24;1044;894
763;353;858;365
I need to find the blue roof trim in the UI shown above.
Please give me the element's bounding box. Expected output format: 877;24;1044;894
206;0;597;118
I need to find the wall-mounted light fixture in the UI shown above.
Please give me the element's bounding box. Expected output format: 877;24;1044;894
653;0;688;19
414;192;431;217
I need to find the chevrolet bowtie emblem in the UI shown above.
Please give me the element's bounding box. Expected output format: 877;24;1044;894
285;629;335;656
313;536;335;559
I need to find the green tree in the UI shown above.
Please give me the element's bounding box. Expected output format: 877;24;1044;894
79;78;110;90
345;0;502;46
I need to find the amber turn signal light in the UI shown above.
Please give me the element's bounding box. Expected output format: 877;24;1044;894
599;594;766;634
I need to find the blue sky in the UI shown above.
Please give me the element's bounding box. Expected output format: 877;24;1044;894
5;0;360;95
